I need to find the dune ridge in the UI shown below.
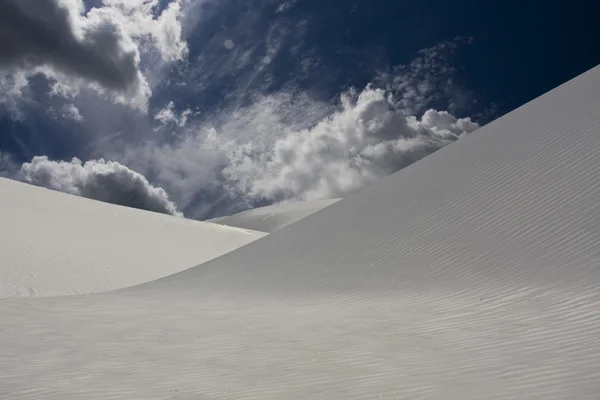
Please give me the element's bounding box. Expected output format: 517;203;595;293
1;65;600;399
209;198;341;233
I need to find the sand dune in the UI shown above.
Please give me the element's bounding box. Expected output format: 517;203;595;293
0;178;266;297
1;65;600;399
209;198;341;232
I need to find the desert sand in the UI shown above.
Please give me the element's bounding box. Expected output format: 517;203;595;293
1;65;599;399
209;198;341;232
0;178;266;297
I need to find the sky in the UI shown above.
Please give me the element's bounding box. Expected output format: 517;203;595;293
0;0;598;220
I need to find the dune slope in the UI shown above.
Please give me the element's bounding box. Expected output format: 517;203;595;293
1;65;600;399
209;198;341;233
0;178;266;297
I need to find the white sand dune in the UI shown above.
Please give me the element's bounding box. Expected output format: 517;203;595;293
209;198;341;232
0;178;266;297
1;65;600;399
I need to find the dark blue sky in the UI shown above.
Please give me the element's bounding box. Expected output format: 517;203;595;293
276;0;598;116
2;0;598;162
423;0;598;115
148;0;600;129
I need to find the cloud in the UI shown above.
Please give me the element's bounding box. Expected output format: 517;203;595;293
61;104;84;122
165;1;300;113
17;156;182;216
154;101;196;128
98;0;188;63
276;0;299;13
0;69;31;119
0;0;145;100
0;152;18;178
114;39;480;219
225;92;478;203
0;0;189;111
375;38;475;116
2;22;482;221
130;86;478;219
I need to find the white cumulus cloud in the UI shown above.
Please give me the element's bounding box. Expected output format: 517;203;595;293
223;90;479;202
123;83;479;219
17;156;182;216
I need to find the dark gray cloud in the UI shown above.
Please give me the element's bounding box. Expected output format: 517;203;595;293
17;156;182;216
0;0;140;92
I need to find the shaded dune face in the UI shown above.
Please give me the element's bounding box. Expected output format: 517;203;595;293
1;66;600;398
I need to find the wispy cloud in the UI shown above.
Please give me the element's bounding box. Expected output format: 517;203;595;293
154;101;197;128
0;152;18;178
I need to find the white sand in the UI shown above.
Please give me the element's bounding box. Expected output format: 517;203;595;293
209;198;341;232
1;65;600;399
0;178;266;297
